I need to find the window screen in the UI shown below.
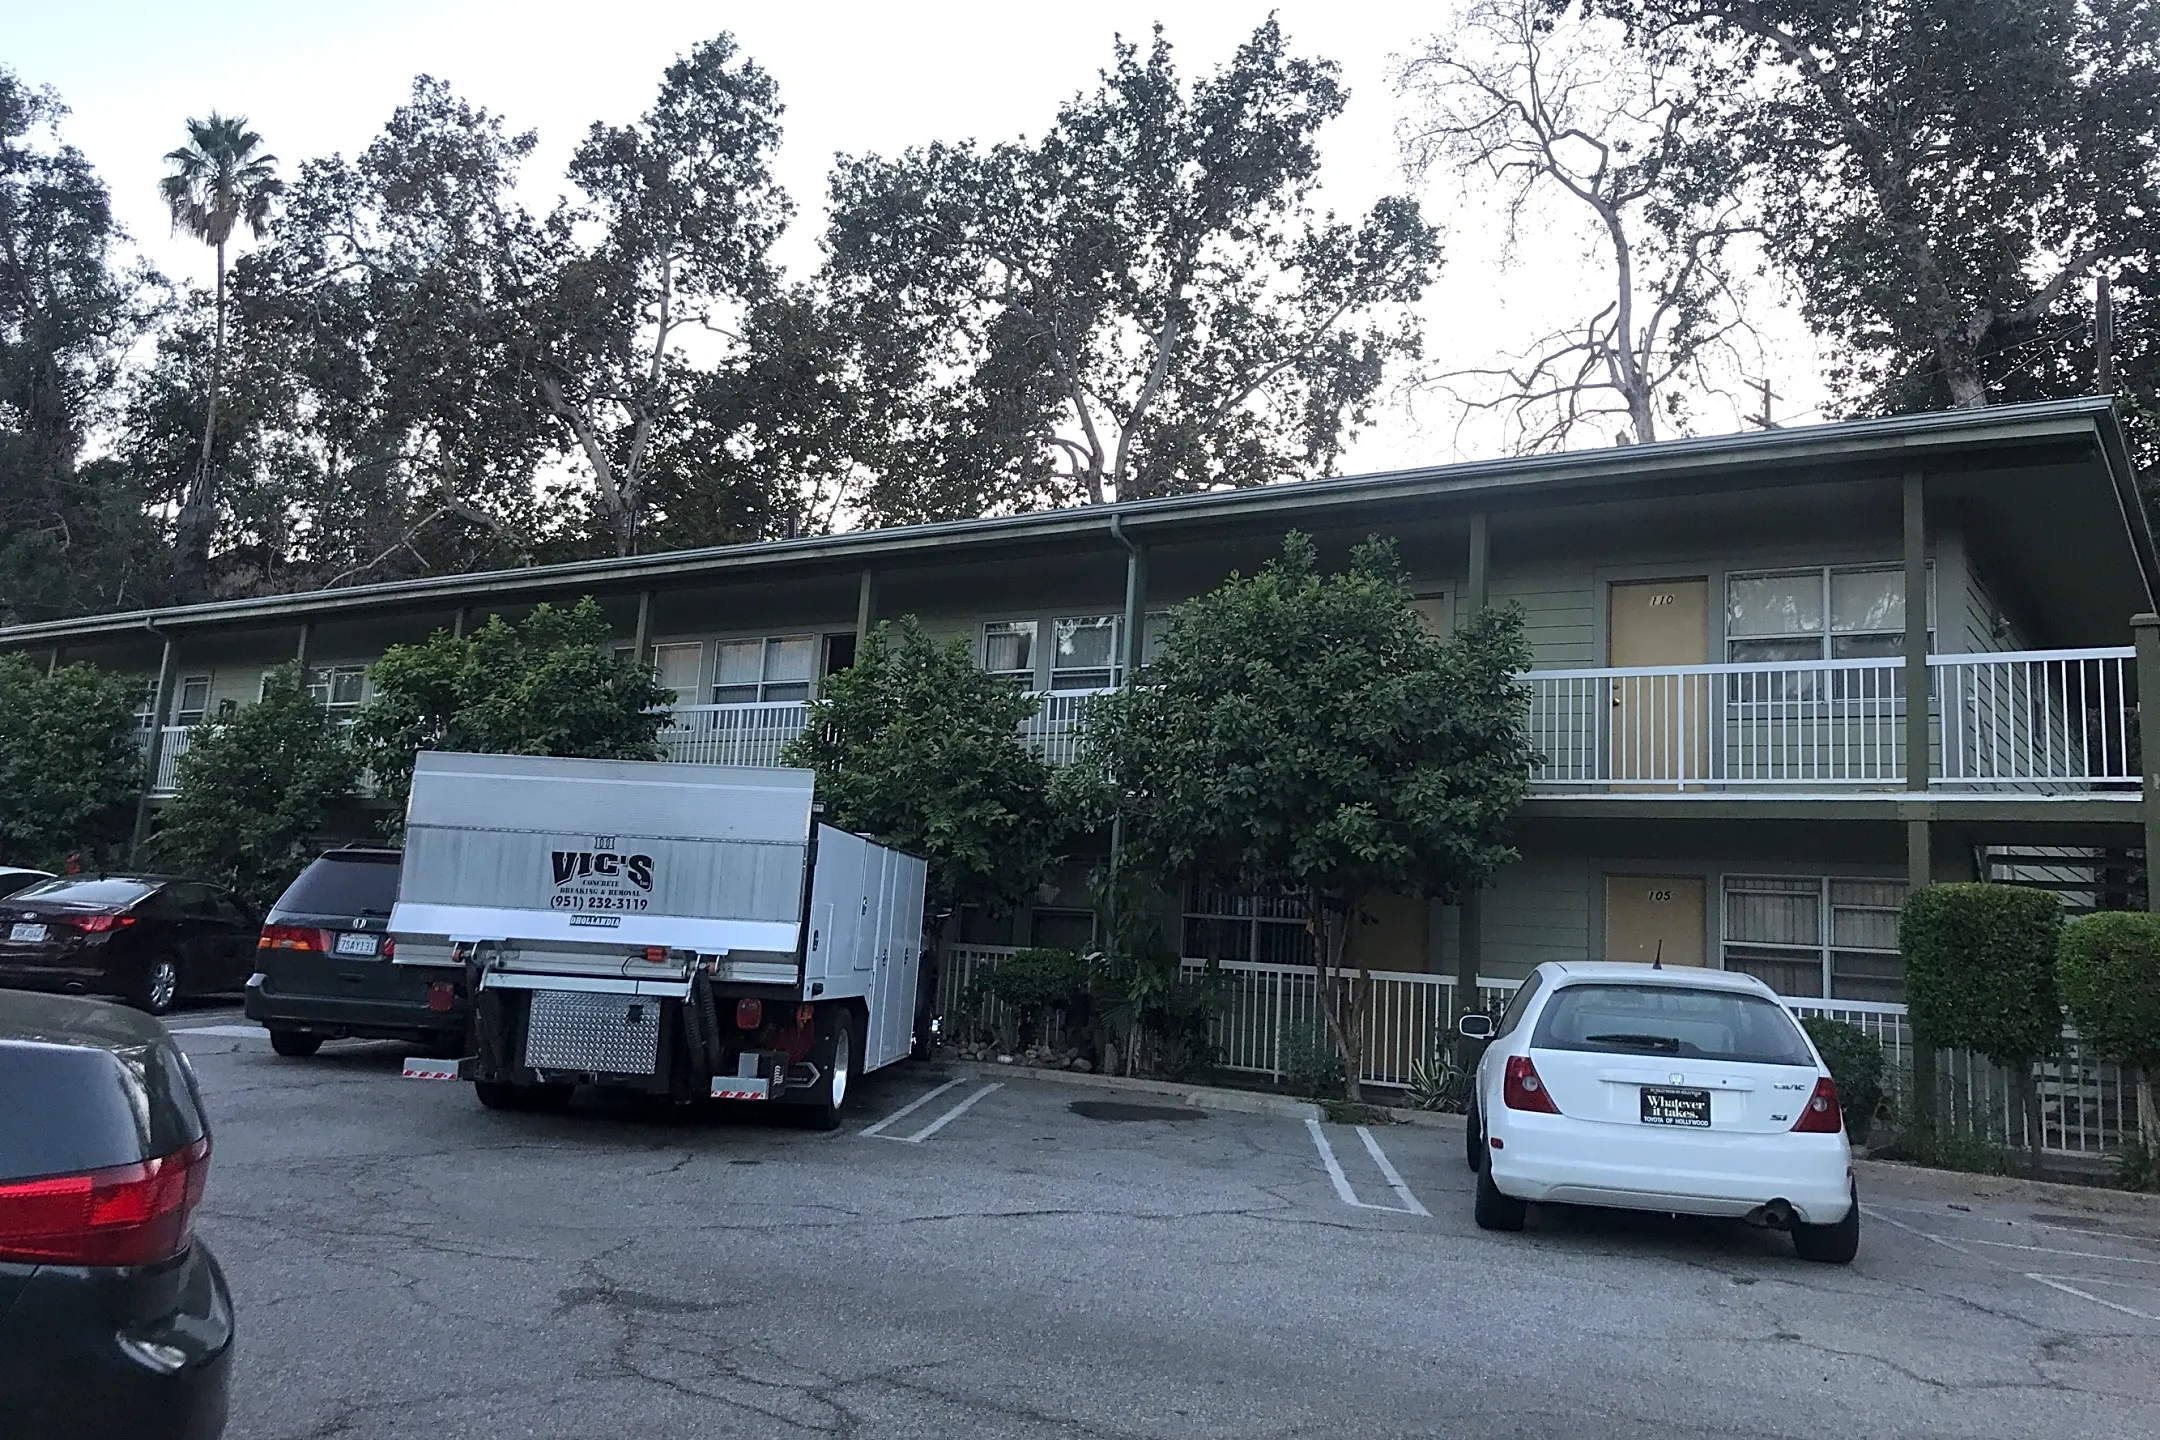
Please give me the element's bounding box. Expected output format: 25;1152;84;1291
1182;886;1312;965
713;638;814;704
1721;875;1907;1001
1052;617;1118;690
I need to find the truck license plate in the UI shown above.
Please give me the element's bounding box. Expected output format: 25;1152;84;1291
334;932;379;957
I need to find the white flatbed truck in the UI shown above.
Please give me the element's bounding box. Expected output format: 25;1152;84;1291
388;751;929;1127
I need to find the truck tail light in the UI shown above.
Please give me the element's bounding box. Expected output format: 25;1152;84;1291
258;924;330;952
642;946;669;964
427;981;455;1013
1791;1077;1844;1134
736;998;763;1030
0;1135;211;1267
1503;1054;1560;1114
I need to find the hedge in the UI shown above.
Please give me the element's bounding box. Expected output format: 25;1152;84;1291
2058;911;2160;1074
1900;883;2063;1066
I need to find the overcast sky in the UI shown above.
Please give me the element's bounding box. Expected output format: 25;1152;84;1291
6;0;1830;472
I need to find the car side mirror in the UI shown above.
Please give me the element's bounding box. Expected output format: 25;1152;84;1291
1456;1012;1494;1041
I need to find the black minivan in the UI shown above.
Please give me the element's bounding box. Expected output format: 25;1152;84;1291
243;848;467;1058
0;990;233;1438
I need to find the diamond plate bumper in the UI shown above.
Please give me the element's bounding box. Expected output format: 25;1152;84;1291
523;989;663;1075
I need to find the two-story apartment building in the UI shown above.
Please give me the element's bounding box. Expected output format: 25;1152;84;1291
4;398;2153;1029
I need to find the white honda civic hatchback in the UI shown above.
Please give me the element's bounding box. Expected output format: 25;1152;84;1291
1458;962;1858;1263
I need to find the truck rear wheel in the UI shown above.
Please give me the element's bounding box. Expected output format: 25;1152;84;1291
801;1007;855;1132
475;1080;574;1113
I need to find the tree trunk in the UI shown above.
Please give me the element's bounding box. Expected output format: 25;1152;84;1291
173;240;229;599
2019;1064;2046;1176
1310;888;1362;1103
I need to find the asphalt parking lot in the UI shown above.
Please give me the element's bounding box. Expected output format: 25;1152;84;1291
169;1007;2160;1440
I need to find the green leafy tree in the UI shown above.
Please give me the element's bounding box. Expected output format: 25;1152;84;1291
0;655;141;868
1079;533;1535;1099
782;616;1066;921
521;33;790;556
351;597;672;823
2058;910;2160;1189
158;112;283;598
1900;883;2065;1164
1581;0;2160;469
0;71;166;624
821;20;1442;522
147;665;357;906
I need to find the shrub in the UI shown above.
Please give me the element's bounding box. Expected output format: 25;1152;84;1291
1900;883;2063;1067
972;948;1092;1049
1281;1023;1345;1100
0;656;140;868
1800;1017;1886;1145
2057;910;2160;1189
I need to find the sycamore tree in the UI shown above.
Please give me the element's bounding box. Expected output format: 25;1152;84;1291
0;656;141;868
148;664;357;907
1079;534;1535;1099
351;597;672;824
1581;0;2160;461
782;616;1066;922
822;20;1442;522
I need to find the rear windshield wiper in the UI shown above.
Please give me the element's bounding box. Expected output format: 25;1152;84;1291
1585;1032;1682;1052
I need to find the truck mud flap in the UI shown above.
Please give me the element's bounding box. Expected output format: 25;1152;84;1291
401;1057;460;1081
710;1077;771;1101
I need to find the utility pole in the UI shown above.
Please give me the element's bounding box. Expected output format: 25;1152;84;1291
1746;378;1781;430
2096;270;2115;395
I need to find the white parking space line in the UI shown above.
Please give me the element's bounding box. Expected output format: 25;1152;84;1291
1867;1205;2160;1324
1357;1126;1431;1217
2025;1274;2160;1322
1305;1119;1427;1216
861;1079;1002;1143
171;1024;266;1038
859;1078;968;1138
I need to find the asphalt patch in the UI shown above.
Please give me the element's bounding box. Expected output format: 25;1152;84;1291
1068;1100;1209;1124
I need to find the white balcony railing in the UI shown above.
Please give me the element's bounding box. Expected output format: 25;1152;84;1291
150;725;192;795
1525;646;2136;793
1017;687;1117;767
657;701;812;768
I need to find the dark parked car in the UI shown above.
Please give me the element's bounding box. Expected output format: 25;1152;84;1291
244;847;468;1058
0;989;233;1439
0;877;259;1016
0;869;51;899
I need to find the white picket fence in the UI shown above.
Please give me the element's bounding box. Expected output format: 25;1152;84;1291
936;946;2141;1160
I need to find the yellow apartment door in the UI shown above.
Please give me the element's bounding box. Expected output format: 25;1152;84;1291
1602;875;1706;966
1608;579;1709;785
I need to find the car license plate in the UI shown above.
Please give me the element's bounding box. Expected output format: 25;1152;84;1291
1640;1086;1712;1127
334;931;380;957
8;922;47;943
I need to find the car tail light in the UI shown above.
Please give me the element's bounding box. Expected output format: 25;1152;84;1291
1503;1054;1559;1114
736;998;763;1030
258;924;330;952
75;913;135;934
0;1135;211;1267
382;939;395;959
427;981;455;1013
1791;1076;1844;1134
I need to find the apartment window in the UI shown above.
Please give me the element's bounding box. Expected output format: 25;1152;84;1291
652;643;702;704
172;676;211;728
1052;616;1119;690
1722;875;1907;1002
1409;593;1448;637
713;637;814;704
1029;908;1098;952
1183;885;1313;966
1726;566;1932;665
266;666;366;716
983;621;1037;683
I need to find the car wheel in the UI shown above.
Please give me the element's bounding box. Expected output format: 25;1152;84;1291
474;1080;574;1113
1474;1159;1528;1232
135;957;181;1016
1793;1184;1861;1265
268;1028;323;1058
801;1006;855;1132
1464;1099;1484;1172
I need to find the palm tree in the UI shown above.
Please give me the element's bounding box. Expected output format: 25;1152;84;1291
159;113;282;597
